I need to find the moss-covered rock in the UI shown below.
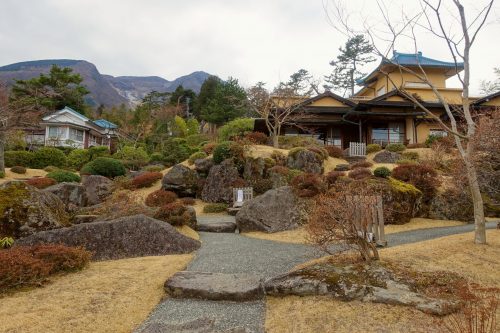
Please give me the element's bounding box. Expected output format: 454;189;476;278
0;181;70;238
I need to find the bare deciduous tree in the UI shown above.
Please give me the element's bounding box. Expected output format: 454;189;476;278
326;0;495;244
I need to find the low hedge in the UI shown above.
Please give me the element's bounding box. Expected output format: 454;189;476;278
80;157;126;178
373;166;391;178
26;177;57;189
4;151;33;167
46;170;81;183
130;171;162;189
385;143;406;152
32;147;67;169
145;189;178;207
202;203;228;213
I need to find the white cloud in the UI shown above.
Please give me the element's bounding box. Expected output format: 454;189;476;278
0;0;498;94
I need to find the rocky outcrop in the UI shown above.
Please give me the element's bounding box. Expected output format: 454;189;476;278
72;215;99;224
235;186;309;232
0;181;69;238
201;159;241;203
162;164;199;197
194;158;214;177
15;214;200;260
428;188;474;222
165;271;264;301
264;262;458;316
373;151;401;163
287;149;323;174
185;206;197;230
82;175;114;205
44;182;87;211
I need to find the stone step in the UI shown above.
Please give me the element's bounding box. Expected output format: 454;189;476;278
165;271;264;301
196;222;237;233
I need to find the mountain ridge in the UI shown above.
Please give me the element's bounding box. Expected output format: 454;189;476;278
0;59;211;107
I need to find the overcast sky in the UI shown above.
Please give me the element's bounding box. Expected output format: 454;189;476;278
0;0;498;94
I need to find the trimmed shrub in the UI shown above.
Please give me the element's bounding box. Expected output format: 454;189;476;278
325;171;345;186
400;151;419;161
130;171;162;188
425;134;444;147
291;173;326;198
43;166;59;172
218;118;254;141
4;150;33;167
350;161;373;169
46;170;81;183
202;142;217;155
374;166;391;178
212;141;244;166
149;152;163;163
180;197;196;205
348;167;372;180
80;157;126;178
392;164;440;202
88;145;110;159
10;166;26;174
67;149;90;170
113;146;149;170
162;138;193;165
244;132;268;145
31;147;67;169
188;151;208;165
26;177;57;189
143;165;164;172
203;203;228;213
145;189;178;207
385;143;406;152
185;134;210;148
154;201;191;226
366;143;382;154
0;245;91;291
324;146;344;158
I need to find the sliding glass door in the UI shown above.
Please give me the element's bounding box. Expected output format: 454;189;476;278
371;122;405;146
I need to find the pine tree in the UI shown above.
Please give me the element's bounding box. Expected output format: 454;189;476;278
325;35;375;97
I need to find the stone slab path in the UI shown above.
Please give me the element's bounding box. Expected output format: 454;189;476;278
135;218;498;333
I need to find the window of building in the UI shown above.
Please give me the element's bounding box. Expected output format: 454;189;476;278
69;128;84;142
48;126;66;138
429;129;447;137
376;86;386;96
371;122;405;146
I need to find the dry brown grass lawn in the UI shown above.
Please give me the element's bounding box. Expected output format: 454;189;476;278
266;230;500;333
0;254;193;333
243;218;467;244
246;144;289;159
0;168;47;184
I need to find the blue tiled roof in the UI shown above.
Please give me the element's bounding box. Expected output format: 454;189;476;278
93;119;118;129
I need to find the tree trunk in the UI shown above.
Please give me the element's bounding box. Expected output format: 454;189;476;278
464;154;486;244
272;128;279;148
0;129;5;173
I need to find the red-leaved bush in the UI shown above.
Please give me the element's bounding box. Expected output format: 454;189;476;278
244;132;268;144
154;201;191;226
392;164;440;202
145;189;178;207
325;171;345;186
25;177;57;189
130;172;163;189
324;146;344;158
348;167;372;180
180;197;196;205
291;173;326;198
202;142;217;155
350;161;374;169
0;245;91;291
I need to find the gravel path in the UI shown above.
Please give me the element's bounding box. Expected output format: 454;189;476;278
136;218;498;333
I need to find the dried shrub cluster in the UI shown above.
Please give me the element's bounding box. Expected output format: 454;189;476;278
325;171;345;187
10;166;26;174
348;167;372;180
26;177;57;189
130;171;163;189
202;203;228;213
350;160;373;169
154;201;191;226
392;164;440;202
324;145;344;158
291;173;326;198
0;245;91;291
145;189;178;207
244;131;268;144
89;191;152;220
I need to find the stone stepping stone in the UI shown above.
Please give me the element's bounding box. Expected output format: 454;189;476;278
196;222;237;233
165;271;264;301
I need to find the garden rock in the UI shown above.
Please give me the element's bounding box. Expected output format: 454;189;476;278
243;157;267;179
334;164;350;172
194;158;214;176
16;214;200;260
44;182;88;211
196;221;237;233
373;151;401;163
185;206;198;230
165;271;264;301
201;159;241;203
163;164;199;197
235;186;309;233
72;214;99;224
427;189;474;222
0;181;70;238
82;175;114;205
287;149;323;174
264;262;457;316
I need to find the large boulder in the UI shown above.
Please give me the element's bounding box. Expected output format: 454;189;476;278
201;159;242;203
15;214;201;260
236;186;309;232
44;182;87;211
427;188;474;222
0;181;70;238
287;149;323;174
82;175;114;206
194;158;214;177
373;151;401;163
162;164;199;197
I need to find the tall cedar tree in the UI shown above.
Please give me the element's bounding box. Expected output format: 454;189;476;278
193;76;220;119
200;77;247;125
325;35;375;97
10;65;90;114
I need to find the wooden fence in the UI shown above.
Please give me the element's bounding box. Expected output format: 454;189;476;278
232;187;253;207
349;142;366;157
346;195;387;247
